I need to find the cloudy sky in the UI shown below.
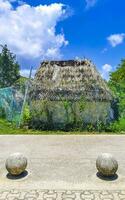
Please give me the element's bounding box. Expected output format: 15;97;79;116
0;0;125;79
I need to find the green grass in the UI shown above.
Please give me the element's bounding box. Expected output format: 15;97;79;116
0;118;124;135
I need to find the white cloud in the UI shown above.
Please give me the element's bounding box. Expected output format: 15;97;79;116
107;33;125;47
100;64;112;80
0;0;68;59
20;69;36;78
85;0;97;8
0;0;12;10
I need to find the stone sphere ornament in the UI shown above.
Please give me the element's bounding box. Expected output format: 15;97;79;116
6;153;27;176
96;153;118;177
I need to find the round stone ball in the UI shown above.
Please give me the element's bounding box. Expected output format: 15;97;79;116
6;153;27;176
96;153;118;177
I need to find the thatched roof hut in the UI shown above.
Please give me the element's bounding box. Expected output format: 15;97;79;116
32;59;113;102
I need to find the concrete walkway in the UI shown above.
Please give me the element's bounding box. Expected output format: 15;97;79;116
0;135;125;199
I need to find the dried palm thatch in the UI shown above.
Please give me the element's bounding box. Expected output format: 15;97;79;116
32;59;113;101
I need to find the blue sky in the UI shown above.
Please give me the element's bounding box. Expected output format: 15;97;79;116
0;0;125;79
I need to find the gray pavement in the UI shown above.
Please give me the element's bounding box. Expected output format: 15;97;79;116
0;135;125;199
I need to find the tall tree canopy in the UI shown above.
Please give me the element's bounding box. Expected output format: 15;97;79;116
0;45;20;88
110;59;125;83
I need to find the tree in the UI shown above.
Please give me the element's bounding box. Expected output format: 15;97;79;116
108;59;125;118
0;45;20;88
109;59;125;82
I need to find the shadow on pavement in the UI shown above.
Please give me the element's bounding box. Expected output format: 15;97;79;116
6;170;28;180
96;172;118;181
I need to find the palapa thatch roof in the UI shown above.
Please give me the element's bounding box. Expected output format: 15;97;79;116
32;59;113;101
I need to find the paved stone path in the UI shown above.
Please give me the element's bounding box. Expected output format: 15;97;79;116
0;190;125;200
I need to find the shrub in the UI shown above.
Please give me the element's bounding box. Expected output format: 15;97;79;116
22;104;31;126
108;118;125;132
